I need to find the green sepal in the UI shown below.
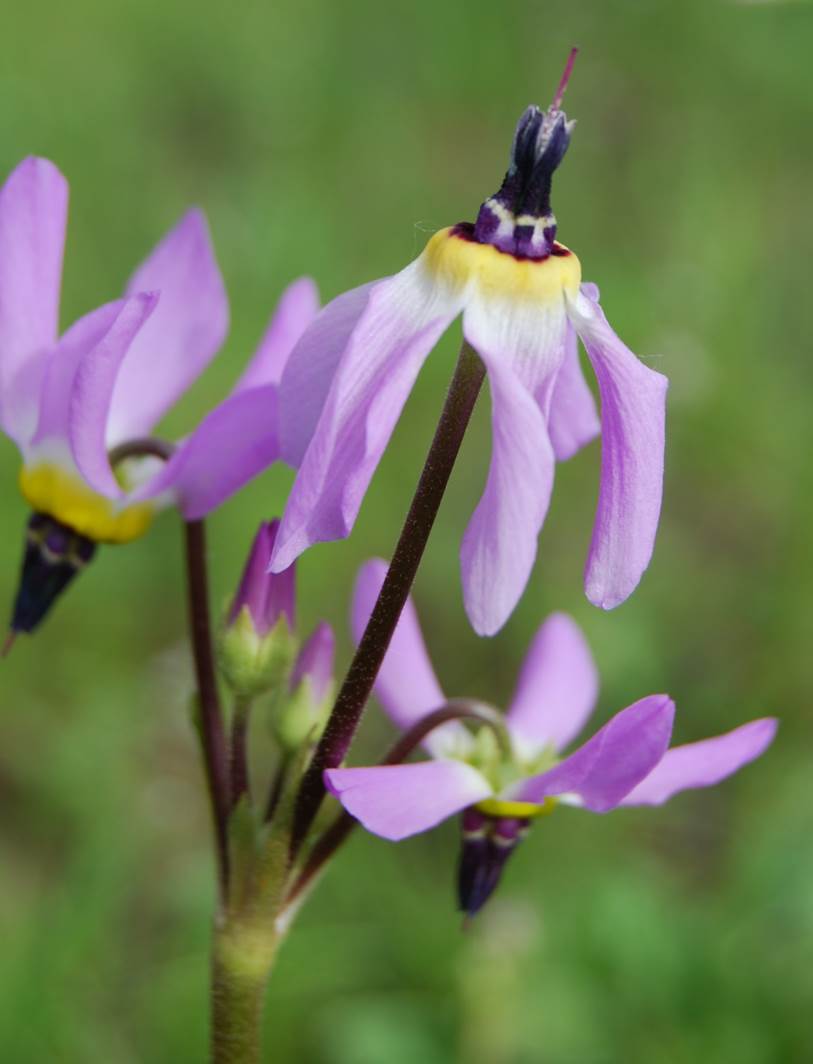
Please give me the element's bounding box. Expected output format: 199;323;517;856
218;609;298;699
274;676;335;753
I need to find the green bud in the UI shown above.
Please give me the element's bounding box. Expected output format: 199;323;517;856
218;608;298;699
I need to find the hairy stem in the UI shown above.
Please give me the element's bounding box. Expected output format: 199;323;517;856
289;342;485;857
184;519;230;895
211;921;277;1064
230;696;252;809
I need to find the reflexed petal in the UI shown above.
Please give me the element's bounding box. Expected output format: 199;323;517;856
325;760;493;841
32;301;127;449
459;356;554;638
0;157;68;442
278;282;377;468
134;384;280;518
352;558;470;758
506;612;599;755
108;209;229;442
547;322;600;461
621;718;778;806
233;276;320;395
460;286;570;636
515;695;675;812
566;286;668;610
68;293;159;497
271;263;462;571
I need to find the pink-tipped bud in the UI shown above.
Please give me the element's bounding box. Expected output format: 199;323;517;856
228;520;295;637
219;520;298;697
276;621;336;751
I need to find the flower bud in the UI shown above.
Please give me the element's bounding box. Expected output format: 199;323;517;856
218;521;297;697
275;622;335;752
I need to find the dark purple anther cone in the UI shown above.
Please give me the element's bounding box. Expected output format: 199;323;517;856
472;49;577;260
457;809;531;917
10;513;97;635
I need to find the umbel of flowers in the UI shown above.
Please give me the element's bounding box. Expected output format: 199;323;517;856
0;49;779;1064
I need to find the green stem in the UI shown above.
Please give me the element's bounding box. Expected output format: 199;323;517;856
230;695;253;808
211;920;278;1064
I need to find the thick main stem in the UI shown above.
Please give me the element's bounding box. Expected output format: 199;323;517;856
289;342;486;856
184;519;230;895
211;922;277;1064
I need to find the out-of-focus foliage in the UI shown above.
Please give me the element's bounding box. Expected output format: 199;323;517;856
1;1;811;1061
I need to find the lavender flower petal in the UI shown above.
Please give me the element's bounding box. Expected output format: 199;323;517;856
68;293;159;497
566;285;668;610
515;694;675;811
0;157;68;443
233;276;319;395
459;351;555;637
547;321;600;461
620;718;778;806
134;384;281;518
506;612;599;755
271;264;462;571
32;301;128;448
108;210;229;443
352;558;471;758
279;282;378;468
325;760;493;841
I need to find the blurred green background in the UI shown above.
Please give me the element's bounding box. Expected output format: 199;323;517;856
1;1;812;1061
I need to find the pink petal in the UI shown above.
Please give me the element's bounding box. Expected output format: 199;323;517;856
232;276;320;395
107;209;229;442
506;612;599;756
547;321;600;461
278;282;377;468
68;293;159;497
516;695;675;812
460;286;571;636
271;263;462;571
291;621;335;703
134;383;281;518
459;355;555;638
620;718;778;806
325;760;492;841
0;157;68;443
567;286;668;610
352;559;470;758
32;300;127;449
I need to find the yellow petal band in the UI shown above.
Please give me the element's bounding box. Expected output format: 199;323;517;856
19;464;154;544
475;796;558;820
423;227;581;304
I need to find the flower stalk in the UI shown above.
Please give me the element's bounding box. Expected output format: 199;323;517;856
184;518;231;895
283;699;511;909
289;340;486;857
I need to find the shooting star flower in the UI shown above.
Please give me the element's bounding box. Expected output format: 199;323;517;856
271;51;668;635
325;560;777;915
